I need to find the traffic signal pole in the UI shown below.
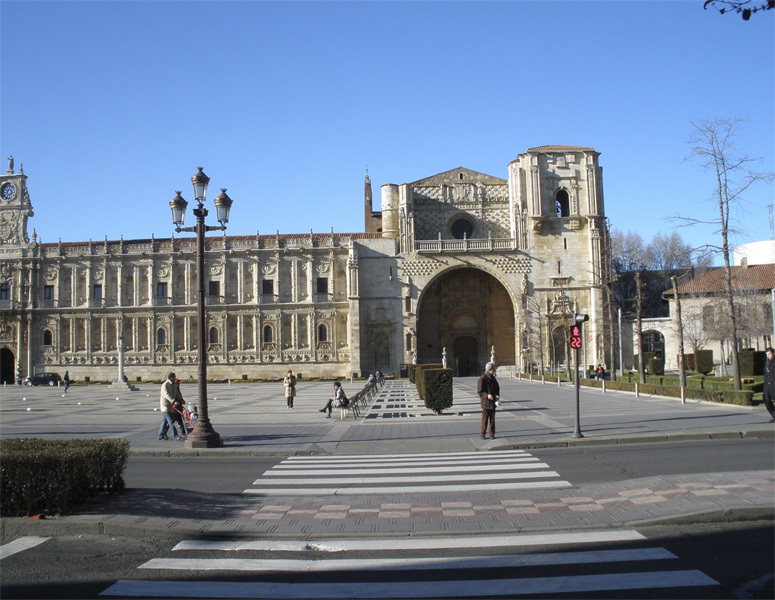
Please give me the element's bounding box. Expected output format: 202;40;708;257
570;313;588;439
572;344;583;438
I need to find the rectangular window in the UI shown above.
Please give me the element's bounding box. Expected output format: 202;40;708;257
44;285;54;301
316;278;328;294
156;282;167;298
262;280;274;295
0;283;9;301
94;284;103;299
208;281;220;297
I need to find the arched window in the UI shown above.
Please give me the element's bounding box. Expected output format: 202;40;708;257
209;327;218;344
406;332;412;352
263;325;273;344
156;328;166;346
43;329;53;346
642;330;665;358
555;189;570;217
551;327;567;366
317;324;328;342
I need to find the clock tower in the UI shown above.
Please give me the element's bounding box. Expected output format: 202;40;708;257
0;156;34;249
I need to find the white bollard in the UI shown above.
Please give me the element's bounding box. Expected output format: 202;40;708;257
602;380;606;393
681;386;686;404
635;382;639;398
557;376;561;387
541;375;545;384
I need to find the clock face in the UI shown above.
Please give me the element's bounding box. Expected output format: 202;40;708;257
1;183;17;201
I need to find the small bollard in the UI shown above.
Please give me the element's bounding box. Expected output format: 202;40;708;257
681;386;686;404
557;376;561;387
635;382;639;398
541;375;545;384
530;372;533;382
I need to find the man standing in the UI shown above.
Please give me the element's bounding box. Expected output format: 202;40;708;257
159;372;184;440
283;370;297;409
477;362;500;440
763;348;775;423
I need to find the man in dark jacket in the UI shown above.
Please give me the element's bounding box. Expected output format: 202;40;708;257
763;348;775;423
477;362;500;439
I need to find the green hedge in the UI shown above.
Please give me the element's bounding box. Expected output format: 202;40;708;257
580;379;753;405
648;358;665;376
0;438;130;517
739;350;766;377
413;363;443;400
422;368;454;414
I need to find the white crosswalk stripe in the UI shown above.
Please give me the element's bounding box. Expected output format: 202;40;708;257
244;449;572;496
100;530;720;598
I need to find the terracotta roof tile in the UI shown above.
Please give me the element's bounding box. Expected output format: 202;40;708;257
671;264;775;295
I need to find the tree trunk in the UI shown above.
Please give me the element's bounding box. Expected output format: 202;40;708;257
636;270;645;383
672;276;686;389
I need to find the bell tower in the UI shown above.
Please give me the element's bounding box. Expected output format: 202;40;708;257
0;156;34;249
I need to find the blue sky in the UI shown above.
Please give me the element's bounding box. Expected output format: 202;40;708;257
1;1;773;261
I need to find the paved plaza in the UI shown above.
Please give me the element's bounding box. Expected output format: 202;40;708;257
1;377;772;540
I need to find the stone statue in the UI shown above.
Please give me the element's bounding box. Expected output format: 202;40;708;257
490;345;495;364
442;347;447;369
7;155;13;174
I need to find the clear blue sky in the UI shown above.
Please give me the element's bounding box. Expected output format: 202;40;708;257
1;1;773;260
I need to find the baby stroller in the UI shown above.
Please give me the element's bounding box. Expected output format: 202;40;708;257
173;401;197;436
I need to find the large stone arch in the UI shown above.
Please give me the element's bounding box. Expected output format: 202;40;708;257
0;347;15;384
416;267;515;376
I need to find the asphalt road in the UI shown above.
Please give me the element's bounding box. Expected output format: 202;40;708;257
2;521;772;599
121;438;775;493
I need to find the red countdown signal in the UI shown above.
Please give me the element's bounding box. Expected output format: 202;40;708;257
570;325;582;349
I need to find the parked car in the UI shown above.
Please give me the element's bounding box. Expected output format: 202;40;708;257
23;372;63;387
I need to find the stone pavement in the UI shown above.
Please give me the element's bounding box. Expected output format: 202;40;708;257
1;377;773;539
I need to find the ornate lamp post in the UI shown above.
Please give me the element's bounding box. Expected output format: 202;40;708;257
169;167;233;448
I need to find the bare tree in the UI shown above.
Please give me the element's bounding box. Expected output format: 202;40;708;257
672;118;774;390
704;0;774;20
636;270;646;383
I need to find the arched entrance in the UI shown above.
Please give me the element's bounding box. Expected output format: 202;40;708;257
416;268;515;376
0;348;16;384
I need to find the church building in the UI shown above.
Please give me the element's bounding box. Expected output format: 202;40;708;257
0;147;612;384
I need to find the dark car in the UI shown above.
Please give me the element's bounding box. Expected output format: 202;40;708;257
23;372;63;387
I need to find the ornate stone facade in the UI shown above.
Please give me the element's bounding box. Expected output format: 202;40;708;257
0;146;611;383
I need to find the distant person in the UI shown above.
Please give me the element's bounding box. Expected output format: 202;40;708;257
764;348;775;423
595;365;605;380
158;372;184;441
283;370;297;409
319;381;347;418
477;362;500;440
63;371;71;392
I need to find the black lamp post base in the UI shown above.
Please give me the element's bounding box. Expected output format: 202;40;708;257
184;422;222;448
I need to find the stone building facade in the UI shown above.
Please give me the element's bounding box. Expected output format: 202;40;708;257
0;146;612;383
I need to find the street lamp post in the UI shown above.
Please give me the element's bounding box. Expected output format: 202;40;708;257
169;167;233;449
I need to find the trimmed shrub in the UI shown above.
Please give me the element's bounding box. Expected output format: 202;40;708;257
695;349;714;375
645;375;663;385
739;350;766;377
422;368;454;414
648;358;665;376
0;438;129;517
414;363;443;400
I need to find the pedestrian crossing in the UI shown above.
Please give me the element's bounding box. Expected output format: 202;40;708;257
100;529;720;598
243;449;572;496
